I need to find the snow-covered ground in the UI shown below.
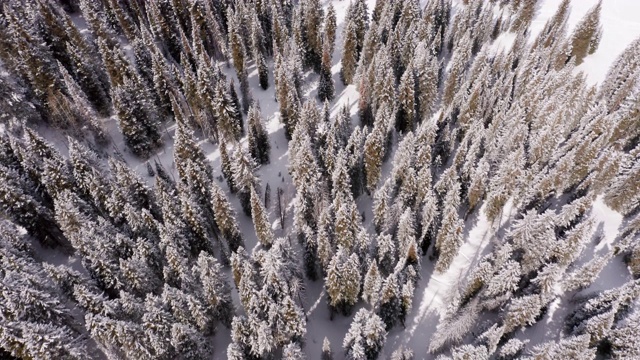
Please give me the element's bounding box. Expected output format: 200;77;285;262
491;0;640;86
532;0;640;85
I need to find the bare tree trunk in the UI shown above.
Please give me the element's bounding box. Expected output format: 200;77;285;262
277;187;286;230
264;183;271;209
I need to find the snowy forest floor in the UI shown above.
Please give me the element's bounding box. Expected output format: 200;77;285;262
31;0;640;358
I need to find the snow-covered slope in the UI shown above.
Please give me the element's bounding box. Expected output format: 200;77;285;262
90;1;640;358
5;0;639;358
532;0;640;85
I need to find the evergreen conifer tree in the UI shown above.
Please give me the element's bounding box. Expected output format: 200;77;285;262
570;1;603;65
341;19;359;85
364;120;387;194
343;308;386;360
219;139;238;194
326;247;361;315
112;76;162;158
322;337;334;360
435;182;464;273
192;252;234;323
232;146;259;217
247;104;271;165
250;186;274;248
363;260;382;308
325;5;337;55
318;40;335;102
210;182;244;252
302;0;323;71
396;64;416;133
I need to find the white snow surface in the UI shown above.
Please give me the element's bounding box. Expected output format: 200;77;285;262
531;0;640;86
35;0;640;359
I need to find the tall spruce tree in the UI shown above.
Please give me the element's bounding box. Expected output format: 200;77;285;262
247;104;271;165
318;39;335;102
341;19;359;85
326;246;361;316
343;309;386;360
570;1;603;65
250;185;274;248
112;76;162;158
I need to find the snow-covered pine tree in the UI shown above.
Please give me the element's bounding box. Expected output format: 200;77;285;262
334;200;358;251
377;233;397;276
119;246;163;296
178;190;211;255
481;259;521;307
503;294;546;333
112;75;162;158
378;273;402;330
172;119;210;178
363;260;383;308
322;337;334;360
532;0;570;52
193;252;234;327
170;323;211;359
107;158;160;220
609;308;640;358
400;279;415;327
372;179;392;233
58;64;108;144
250;185;274;248
510;0;537;32
528;334;596;359
301;0;323;72
275;57;302;140
247;104;271;165
239;69;253;114
210;182;244;252
214;80;243;142
435;181;464;272
2;5;64;117
249;10;266;60
316;207;335;275
232;146;259;217
65;40;111;117
323;105;351;177
598;38;640;114
219;138;238;194
299;224;319;281
570;1;602;65
509;210;557;273
451;344;490;360
396;63;416;133
391;345;414;360
228;6;246;77
326;246;361;316
341;19;359;85
442;30;472;108
147;0;183;61
283;342;307;360
324;4;337;55
364;116;388;194
563;251;613;292
0;220;89;359
604;148;640;216
318;39;335;102
343;308;386;360
289;127;323;230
